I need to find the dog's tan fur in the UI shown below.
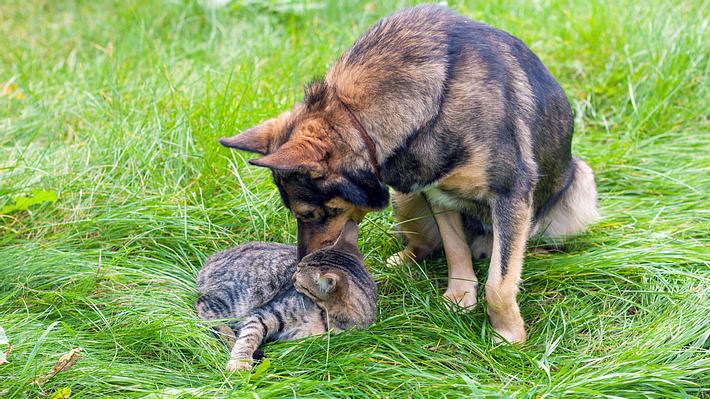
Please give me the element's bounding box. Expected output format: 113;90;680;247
220;6;599;343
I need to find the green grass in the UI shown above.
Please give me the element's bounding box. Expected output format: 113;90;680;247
1;0;708;397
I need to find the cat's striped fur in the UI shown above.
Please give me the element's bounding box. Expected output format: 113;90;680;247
196;221;376;371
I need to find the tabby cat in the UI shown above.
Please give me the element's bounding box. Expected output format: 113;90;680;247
196;221;377;371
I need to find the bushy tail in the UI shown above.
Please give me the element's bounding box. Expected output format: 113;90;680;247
537;157;600;237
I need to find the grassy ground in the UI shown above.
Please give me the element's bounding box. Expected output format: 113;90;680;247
1;0;708;397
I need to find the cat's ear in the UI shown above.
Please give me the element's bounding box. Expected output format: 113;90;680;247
317;272;340;294
332;219;359;252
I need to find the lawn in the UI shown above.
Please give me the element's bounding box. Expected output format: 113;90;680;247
0;0;708;397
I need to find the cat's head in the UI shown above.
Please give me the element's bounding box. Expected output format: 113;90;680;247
293;220;377;330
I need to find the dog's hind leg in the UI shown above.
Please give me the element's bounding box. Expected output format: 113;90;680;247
485;193;532;344
387;191;442;266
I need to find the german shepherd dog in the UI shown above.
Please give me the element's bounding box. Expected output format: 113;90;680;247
220;5;599;343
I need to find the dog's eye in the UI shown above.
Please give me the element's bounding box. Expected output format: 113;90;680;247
300;211;316;221
324;206;343;217
296;208;324;223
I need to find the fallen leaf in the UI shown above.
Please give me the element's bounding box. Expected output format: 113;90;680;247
0;326;8;366
249;358;271;380
49;386;72;399
33;348;84;387
1;80;24;100
0;189;58;214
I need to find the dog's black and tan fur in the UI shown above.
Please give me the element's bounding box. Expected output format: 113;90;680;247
220;5;598;342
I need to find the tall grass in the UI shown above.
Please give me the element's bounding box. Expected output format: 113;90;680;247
1;0;708;397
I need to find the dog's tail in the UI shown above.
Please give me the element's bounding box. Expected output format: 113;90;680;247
536;156;600;237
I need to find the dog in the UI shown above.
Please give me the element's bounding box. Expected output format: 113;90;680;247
219;5;599;343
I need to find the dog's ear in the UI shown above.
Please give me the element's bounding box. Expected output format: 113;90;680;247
219;112;291;154
332;219;360;253
249;140;326;177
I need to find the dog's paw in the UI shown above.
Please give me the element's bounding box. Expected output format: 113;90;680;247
385;251;411;267
491;323;527;344
226;358;252;372
443;284;478;311
489;308;527;344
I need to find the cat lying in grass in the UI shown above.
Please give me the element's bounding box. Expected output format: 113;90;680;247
196;221;377;371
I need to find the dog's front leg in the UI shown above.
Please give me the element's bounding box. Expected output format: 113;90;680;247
486;194;532;344
387;191;442;266
430;204;479;309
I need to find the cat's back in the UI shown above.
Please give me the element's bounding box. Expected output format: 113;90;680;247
197;242;296;288
197;242;297;320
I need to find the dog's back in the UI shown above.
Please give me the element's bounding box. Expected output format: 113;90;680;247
328;5;580;219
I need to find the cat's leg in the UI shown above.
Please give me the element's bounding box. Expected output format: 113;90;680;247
485;193;532;344
226;314;271;371
387;191;442;266
429;203;479;309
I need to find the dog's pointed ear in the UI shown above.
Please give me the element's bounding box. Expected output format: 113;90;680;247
220;112;292;154
219;120;274;154
332;219;359;252
249;141;325;177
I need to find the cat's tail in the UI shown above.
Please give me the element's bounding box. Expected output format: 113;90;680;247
196;294;231;320
196;294;233;341
197;294;242;347
196;296;264;360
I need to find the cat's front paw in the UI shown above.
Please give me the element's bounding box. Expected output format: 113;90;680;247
492;323;526;344
226;358;252;372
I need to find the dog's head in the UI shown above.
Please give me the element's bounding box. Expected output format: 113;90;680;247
220;82;389;258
